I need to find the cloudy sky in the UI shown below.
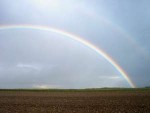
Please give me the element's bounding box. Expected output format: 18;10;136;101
0;0;150;88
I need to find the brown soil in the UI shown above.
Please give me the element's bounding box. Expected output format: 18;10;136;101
0;90;150;113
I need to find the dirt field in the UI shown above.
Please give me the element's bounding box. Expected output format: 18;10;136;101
0;89;150;113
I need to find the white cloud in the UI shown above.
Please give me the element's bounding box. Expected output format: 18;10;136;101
16;63;42;71
109;76;121;79
32;84;62;89
98;75;121;80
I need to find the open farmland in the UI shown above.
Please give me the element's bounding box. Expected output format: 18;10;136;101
0;89;150;113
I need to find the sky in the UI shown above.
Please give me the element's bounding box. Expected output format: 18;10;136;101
0;0;150;88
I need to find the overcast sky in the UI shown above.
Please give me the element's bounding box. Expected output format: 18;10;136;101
0;0;150;88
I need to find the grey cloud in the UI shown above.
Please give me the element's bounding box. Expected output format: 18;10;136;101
0;0;150;88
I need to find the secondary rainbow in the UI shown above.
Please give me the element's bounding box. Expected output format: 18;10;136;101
0;25;136;88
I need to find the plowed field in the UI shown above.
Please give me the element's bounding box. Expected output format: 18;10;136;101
0;90;150;113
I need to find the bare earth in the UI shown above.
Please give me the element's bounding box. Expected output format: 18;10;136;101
0;90;150;113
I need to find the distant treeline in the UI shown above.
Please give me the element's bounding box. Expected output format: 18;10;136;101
145;86;150;88
0;87;150;92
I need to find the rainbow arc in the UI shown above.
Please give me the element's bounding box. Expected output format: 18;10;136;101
0;25;136;88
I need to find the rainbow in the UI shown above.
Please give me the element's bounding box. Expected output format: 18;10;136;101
89;12;148;58
0;25;136;88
